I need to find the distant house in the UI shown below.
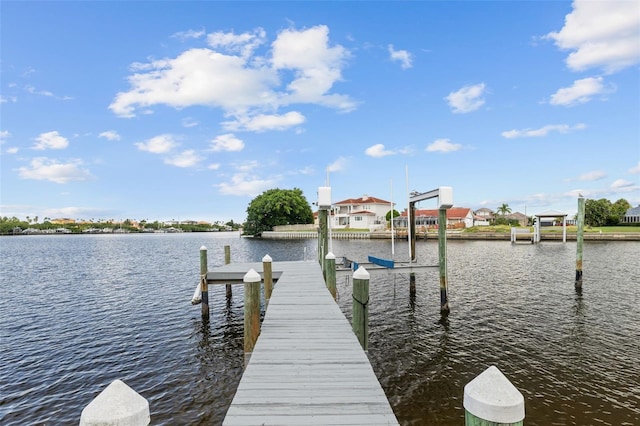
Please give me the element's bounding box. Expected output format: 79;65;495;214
623;205;640;223
330;195;394;231
475;208;494;220
473;208;494;226
395;207;475;229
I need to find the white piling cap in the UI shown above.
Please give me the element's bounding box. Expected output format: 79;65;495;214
325;252;336;260
244;268;261;283
262;254;272;262
199;245;207;251
463;365;525;423
353;265;369;280
79;379;150;426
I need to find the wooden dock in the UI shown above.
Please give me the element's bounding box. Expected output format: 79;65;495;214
209;260;399;426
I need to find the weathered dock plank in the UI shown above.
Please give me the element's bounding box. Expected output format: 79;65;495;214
218;260;399;426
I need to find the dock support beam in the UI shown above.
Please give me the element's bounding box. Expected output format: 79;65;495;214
225;245;232;298
575;196;585;290
464;365;524;426
438;208;450;316
243;268;261;367
263;254;273;306
352;266;370;351
325;252;337;300
200;245;209;320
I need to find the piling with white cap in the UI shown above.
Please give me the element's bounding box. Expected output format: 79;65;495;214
325;252;337;300
352;266;370;351
79;379;149;426
463;365;525;425
262;254;273;304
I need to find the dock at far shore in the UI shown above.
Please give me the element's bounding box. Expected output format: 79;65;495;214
261;230;640;241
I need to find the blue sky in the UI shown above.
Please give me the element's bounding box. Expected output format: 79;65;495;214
1;1;639;224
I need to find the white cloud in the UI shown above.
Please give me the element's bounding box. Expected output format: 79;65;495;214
208;163;221;170
272;25;355;111
99;130;121;141
6;147;19;154
327;156;347;172
426;138;461;153
25;85;53;97
630;162;640;174
17;157;93;183
445;83;487;113
365;143;395;158
209;134;244;152
388;44;413;69
234;160;260;173
223;111;305;132
216;173;279;196
110;25;355;127
207;28;266;58
182;117;199;128
611;179;634;189
135;134;179;154
171;28;206;41
1;95;18;103
501;123;586;139
549;77;612;106
577;170;607;181
164;150;202;168
32;131;69;150
0;130;10;142
544;0;640;73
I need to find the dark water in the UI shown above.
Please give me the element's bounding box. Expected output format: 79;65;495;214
0;233;638;425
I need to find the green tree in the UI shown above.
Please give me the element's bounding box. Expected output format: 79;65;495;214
385;209;400;222
610;198;631;224
585;198;611;227
244;188;314;236
496;203;512;217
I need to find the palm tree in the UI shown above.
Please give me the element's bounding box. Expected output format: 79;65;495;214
496;203;512;217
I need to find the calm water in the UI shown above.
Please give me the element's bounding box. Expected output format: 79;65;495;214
1;233;638;425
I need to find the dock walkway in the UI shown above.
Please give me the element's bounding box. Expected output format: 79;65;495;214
211;260;399;425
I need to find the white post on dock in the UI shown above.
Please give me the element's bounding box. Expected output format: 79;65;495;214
243;268;261;367
79;379;150;426
463;365;525;426
262;254;273;306
352;266;370;351
325;252;337;300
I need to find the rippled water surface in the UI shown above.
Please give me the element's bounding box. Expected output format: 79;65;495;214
1;233;638;425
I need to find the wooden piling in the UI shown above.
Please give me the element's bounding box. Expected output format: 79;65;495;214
318;209;329;272
224;245;232;298
325;252;337;300
243;268;261;367
352;266;370;351
463;365;524;426
262;254;273;305
409;202;417;262
438;208;450;316
200;245;209;320
575;197;585;290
